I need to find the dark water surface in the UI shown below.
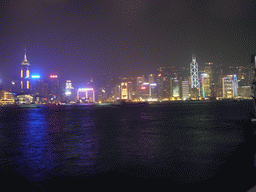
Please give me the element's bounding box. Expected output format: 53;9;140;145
0;100;256;191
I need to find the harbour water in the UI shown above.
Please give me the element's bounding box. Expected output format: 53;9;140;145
0;100;256;191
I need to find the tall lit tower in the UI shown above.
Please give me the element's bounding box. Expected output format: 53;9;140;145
20;50;30;93
190;55;200;95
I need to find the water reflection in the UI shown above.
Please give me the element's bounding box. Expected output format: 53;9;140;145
0;101;254;186
51;106;99;176
17;108;54;181
13;106;102;180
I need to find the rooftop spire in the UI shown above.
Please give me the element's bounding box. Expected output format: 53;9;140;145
21;49;30;66
24;49;27;61
192;54;196;62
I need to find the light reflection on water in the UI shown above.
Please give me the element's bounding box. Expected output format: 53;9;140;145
15;108;54;180
0;101;255;185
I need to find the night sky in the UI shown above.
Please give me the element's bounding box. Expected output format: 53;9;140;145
1;0;256;88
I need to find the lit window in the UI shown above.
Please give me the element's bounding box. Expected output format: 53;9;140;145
26;70;29;78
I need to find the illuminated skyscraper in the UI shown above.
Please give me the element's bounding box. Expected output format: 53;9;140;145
20;50;30;93
182;81;189;100
222;75;238;98
49;75;61;102
190;55;200;96
121;82;129;100
201;73;211;98
170;77;180;99
204;63;213;83
202;63;213;98
65;80;75;102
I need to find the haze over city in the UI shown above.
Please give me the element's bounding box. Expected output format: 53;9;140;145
1;0;256;88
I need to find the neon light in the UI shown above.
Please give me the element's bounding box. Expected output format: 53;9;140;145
78;88;94;91
150;83;157;86
50;75;58;78
21;81;23;89
31;75;40;79
141;86;146;90
202;74;205;98
21;70;23;78
27;81;29;89
143;82;149;85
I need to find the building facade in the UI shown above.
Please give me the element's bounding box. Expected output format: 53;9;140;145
222;75;238;98
181;81;189;100
20;51;31;94
0;90;15;105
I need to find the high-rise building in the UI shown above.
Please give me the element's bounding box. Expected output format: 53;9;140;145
204;63;213;98
182;81;189;100
20;50;31;94
139;82;150;100
190;55;200;96
121;82;129;100
149;83;157;100
222;75;238;98
65;80;75;102
97;75;116;102
170;77;180;99
148;74;155;84
114;84;121;100
205;63;213;82
49;75;61;102
201;73;211;98
238;77;252;99
214;64;223;98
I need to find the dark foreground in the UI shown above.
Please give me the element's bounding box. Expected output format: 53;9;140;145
4;135;254;191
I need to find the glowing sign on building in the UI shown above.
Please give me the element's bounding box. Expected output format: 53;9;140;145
31;75;40;79
50;75;58;78
78;88;94;91
77;88;95;102
141;86;146;90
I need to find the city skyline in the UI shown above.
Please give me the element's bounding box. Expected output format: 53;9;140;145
1;49;255;93
1;0;256;88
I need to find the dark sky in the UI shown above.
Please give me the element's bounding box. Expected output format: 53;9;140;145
1;0;256;88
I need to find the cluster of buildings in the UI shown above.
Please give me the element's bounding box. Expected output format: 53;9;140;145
0;52;254;105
